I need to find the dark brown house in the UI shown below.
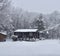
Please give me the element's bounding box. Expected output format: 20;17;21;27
0;32;7;41
13;29;39;41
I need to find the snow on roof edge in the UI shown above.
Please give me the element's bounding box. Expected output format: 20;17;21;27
0;32;7;35
14;29;38;32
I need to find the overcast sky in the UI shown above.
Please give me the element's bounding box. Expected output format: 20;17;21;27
12;0;60;14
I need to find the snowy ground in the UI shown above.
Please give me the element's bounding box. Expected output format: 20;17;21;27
0;40;60;56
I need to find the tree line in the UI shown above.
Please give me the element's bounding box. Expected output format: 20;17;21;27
0;0;60;39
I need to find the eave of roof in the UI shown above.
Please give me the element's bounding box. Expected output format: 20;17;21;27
0;32;7;35
14;29;38;32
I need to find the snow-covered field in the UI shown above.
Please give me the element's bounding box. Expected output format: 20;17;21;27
0;40;60;56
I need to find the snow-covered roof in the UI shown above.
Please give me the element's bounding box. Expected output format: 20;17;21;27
0;32;7;35
14;29;38;32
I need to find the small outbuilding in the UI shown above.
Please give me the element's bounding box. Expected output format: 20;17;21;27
13;29;39;41
0;32;7;41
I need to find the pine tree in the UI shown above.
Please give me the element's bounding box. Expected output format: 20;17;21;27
35;14;46;39
36;14;45;31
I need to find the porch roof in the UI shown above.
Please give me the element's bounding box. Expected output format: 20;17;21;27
14;29;38;32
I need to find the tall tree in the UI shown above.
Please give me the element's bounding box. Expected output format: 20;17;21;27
0;0;12;37
34;14;45;31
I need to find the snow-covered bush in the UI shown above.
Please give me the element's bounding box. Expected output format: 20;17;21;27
11;35;18;41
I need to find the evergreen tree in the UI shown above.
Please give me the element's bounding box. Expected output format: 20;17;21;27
34;14;47;39
35;14;45;31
